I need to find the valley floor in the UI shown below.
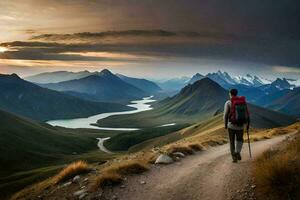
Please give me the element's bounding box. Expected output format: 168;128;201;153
101;134;288;200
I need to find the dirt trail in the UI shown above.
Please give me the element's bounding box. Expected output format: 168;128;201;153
102;135;288;200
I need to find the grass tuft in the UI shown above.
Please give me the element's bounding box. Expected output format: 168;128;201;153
93;173;122;190
92;160;148;190
167;145;194;155
188;143;203;151
53;160;90;184
108;161;149;175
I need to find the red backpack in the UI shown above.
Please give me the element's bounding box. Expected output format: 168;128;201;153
230;96;249;126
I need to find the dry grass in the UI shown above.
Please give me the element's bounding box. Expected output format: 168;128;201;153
93;173;123;190
188;143;204;151
53;160;90;184
11;161;90;200
166;145;194;155
254;134;300;200
250;122;300;142
201;138;227;146
11;178;54;200
92;160;149;190
144;152;159;164
107;160;149;175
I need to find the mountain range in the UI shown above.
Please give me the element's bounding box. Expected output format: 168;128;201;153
98;78;298;128
116;73;162;94
25;70;94;84
29;69;162;103
26;69;162;96
160;70;297;91
0;73;131;121
265;87;300;117
39;69;148;103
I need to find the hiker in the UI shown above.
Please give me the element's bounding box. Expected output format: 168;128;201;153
223;88;250;163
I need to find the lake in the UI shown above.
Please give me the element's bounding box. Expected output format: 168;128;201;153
47;96;156;130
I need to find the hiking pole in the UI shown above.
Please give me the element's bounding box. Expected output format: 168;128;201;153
247;128;252;158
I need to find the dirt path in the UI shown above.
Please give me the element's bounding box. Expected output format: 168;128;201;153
97;137;113;154
102;135;288;200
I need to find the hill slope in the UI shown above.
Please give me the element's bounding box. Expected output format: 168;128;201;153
266;87;300;117
0;74;131;121
0;109;118;198
98;78;298;128
116;74;162;94
41;69;147;103
0;109;97;175
24;70;92;84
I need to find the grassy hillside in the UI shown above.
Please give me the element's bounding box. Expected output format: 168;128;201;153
0;109;119;198
254;126;300;200
0;73;132;121
104;124;189;151
267;87;300;117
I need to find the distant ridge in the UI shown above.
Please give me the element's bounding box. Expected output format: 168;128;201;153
40;69;147;103
0;73;131;121
116;73;162;94
25;70;93;84
98;78;298;128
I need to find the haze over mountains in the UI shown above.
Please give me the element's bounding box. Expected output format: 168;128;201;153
30;69;161;103
0;73;131;121
98;78;298;128
24;69;300;117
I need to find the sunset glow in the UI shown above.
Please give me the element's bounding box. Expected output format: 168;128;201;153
0;46;8;52
0;0;299;79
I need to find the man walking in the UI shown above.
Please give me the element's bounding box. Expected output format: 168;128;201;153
223;89;250;163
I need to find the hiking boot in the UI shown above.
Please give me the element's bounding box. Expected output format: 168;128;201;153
232;154;238;163
236;153;242;160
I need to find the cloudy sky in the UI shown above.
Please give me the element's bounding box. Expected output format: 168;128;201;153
0;0;299;79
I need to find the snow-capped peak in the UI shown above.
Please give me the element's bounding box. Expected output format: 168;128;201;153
287;78;300;87
234;74;272;87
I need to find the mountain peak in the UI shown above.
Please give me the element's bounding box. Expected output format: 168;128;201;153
186;73;204;84
10;73;21;79
181;77;224;96
194;77;222;87
99;69;114;76
0;73;21;80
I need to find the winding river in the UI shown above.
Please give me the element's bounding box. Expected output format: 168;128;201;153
47;96;156;130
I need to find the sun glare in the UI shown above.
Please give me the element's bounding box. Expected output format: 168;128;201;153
0;46;8;52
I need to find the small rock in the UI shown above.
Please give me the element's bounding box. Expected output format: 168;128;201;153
79;193;88;199
98;160;107;165
73;175;81;182
112;195;118;200
152;147;160;152
83;178;89;182
74;189;86;196
72;152;77;155
63;181;72;187
174;157;181;161
120;185;126;188
172;152;185;158
155;154;174;164
251;185;256;189
81;185;86;189
140;180;146;185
